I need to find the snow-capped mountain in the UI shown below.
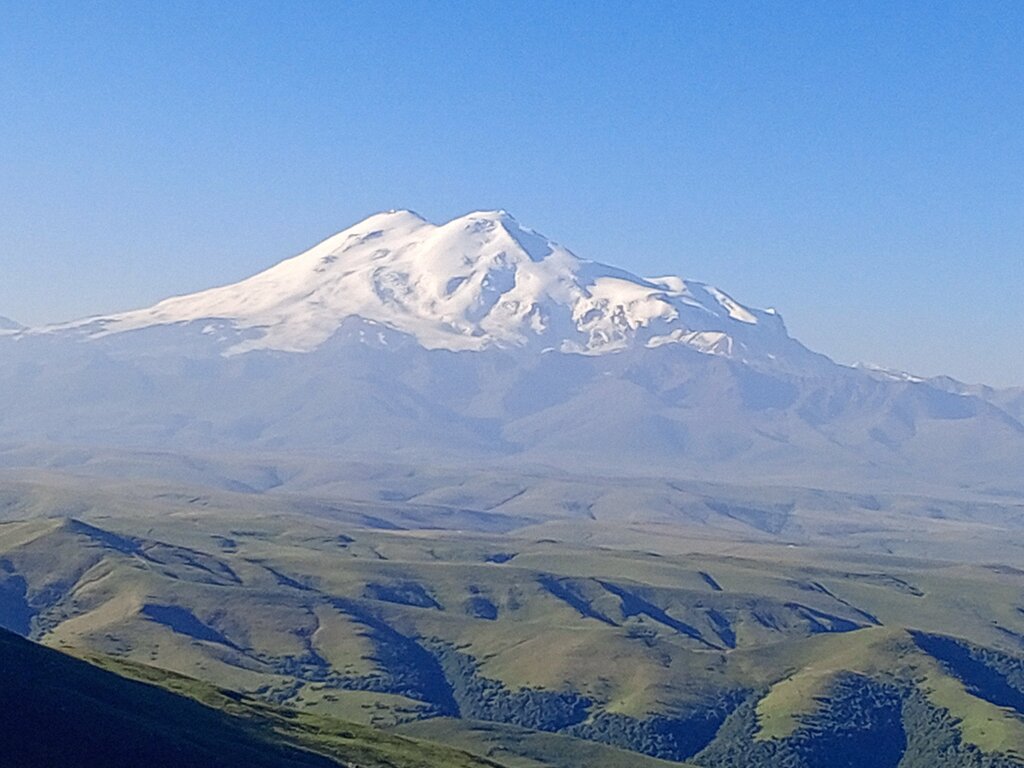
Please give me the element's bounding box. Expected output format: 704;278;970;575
852;363;926;384
3;210;1024;495
44;210;818;369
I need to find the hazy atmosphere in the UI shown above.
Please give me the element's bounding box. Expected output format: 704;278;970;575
2;1;1022;385
6;4;1024;767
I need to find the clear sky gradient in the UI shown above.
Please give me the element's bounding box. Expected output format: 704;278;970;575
1;1;1022;385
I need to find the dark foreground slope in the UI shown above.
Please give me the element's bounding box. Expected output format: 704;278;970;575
0;627;503;768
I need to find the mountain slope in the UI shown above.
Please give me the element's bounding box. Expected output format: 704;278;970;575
0;626;504;768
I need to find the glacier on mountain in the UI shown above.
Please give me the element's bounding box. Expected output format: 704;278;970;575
38;210;812;367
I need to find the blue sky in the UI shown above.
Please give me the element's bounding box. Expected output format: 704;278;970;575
1;1;1022;385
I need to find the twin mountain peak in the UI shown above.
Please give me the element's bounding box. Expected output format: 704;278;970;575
36;209;812;367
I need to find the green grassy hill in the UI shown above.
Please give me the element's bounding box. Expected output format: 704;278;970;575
394;718;696;768
0;626;503;768
2;509;1024;766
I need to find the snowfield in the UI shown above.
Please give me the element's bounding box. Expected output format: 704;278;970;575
40;210;805;365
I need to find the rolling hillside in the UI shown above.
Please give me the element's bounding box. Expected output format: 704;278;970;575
1;507;1023;766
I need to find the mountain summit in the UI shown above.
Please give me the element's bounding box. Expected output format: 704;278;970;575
49;210;814;367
